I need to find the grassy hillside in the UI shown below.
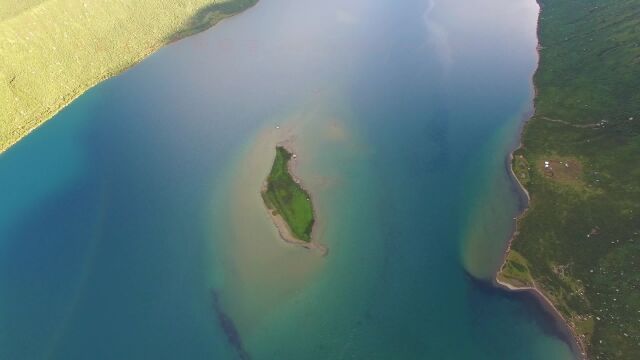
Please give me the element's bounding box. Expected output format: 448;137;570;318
0;0;46;21
262;146;315;242
0;0;257;153
499;0;640;358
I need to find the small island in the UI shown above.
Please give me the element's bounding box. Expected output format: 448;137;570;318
262;145;325;254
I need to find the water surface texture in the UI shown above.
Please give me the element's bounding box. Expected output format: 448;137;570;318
0;0;575;359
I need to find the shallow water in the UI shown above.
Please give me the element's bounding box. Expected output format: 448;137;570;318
0;0;574;359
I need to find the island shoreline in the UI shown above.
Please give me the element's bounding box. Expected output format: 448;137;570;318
261;140;328;256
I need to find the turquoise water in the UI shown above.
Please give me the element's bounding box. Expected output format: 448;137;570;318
0;0;575;359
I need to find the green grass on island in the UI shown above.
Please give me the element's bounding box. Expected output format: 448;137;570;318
0;0;257;154
499;0;640;358
262;146;315;242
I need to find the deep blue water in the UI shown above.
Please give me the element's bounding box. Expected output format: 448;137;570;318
0;0;575;359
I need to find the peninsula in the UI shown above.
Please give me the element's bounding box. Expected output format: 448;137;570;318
262;145;324;253
498;0;640;359
0;0;257;154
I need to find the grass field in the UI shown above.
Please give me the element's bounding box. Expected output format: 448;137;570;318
497;250;534;288
262;146;315;242
498;0;640;358
0;0;257;154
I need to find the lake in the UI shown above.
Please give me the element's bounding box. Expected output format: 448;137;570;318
0;0;575;359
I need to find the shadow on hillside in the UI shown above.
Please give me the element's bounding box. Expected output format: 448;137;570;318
166;0;258;42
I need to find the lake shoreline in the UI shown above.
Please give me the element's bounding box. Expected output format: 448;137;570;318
497;145;587;359
494;273;587;359
494;1;587;358
0;1;258;155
